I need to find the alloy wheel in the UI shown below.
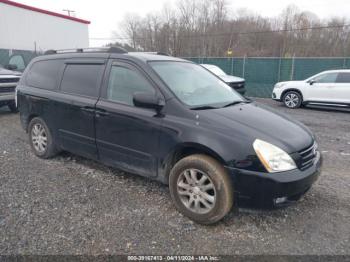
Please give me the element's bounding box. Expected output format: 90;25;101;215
31;123;47;153
284;93;299;108
177;169;216;214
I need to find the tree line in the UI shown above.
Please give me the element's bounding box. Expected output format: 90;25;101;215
110;0;350;57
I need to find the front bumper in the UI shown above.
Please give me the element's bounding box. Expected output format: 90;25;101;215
272;88;283;101
226;151;322;208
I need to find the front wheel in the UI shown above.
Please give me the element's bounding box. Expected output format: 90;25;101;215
283;91;302;109
169;154;233;224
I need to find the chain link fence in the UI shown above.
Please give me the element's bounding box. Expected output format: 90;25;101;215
185;57;350;98
1;49;349;98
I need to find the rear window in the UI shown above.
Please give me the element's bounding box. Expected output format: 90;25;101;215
60;64;104;97
336;72;350;83
26;60;63;90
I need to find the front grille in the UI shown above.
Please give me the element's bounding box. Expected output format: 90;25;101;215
0;77;20;84
0;86;16;93
298;142;318;170
229;81;245;89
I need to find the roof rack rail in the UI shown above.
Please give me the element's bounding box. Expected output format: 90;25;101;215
136;52;171;56
44;47;128;55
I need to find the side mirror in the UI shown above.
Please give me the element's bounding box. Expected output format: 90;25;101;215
133;92;165;110
5;64;18;70
308;80;316;85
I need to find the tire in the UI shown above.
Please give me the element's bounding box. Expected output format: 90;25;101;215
8;101;18;113
169;154;233;224
28;117;58;159
283;91;302;109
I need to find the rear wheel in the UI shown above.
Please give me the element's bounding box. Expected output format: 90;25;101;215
8;101;18;113
283;91;302;109
28;117;58;158
169;154;233;224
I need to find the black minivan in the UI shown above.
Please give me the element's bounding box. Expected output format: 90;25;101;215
17;48;322;224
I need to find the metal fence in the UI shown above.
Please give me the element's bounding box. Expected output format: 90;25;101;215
1;50;350;98
185;57;350;98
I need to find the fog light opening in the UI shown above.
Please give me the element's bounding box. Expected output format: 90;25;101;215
274;197;287;205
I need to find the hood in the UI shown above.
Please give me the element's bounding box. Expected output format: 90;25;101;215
219;75;245;83
0;67;22;76
275;80;305;86
198;102;313;154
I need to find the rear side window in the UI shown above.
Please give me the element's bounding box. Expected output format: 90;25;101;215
336;73;350;83
60;64;104;97
26;60;63;90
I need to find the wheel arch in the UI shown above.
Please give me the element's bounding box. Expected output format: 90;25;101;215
26;114;39;132
159;142;226;184
281;88;304;101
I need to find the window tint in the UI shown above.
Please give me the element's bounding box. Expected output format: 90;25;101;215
26;60;63;90
313;73;338;83
107;66;155;105
336;72;350;83
60;64;104;97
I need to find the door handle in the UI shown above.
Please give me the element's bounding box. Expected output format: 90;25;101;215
95;108;109;117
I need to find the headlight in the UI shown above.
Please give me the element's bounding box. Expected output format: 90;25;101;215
274;83;286;89
253;139;297;173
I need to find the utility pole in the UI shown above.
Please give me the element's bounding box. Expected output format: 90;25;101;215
63;9;75;16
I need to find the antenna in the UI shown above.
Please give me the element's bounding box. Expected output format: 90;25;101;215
62;9;76;17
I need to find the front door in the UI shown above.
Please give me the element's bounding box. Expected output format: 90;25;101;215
95;61;163;177
305;72;338;102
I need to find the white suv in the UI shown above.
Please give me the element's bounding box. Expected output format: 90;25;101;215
272;70;350;109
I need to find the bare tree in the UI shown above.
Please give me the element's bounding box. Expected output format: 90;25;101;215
112;2;350;57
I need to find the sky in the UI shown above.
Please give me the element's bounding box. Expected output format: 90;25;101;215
14;0;350;47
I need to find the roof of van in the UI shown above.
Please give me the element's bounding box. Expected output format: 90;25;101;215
126;52;187;62
39;49;189;63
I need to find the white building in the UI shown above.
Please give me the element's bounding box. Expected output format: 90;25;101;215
0;0;90;69
0;0;90;51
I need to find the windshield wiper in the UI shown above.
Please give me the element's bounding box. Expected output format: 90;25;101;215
191;105;218;110
222;101;244;108
222;100;252;108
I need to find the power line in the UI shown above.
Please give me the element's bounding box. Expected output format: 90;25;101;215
89;23;350;41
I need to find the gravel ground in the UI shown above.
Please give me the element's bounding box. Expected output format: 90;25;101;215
0;99;349;255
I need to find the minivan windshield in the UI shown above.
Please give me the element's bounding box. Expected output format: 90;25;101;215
149;61;244;108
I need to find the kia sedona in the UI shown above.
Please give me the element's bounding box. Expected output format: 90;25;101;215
272;70;350;109
17;47;322;224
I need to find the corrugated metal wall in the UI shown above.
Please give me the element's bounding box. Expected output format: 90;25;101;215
0;2;89;52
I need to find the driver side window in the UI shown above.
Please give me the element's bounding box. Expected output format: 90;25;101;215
312;73;338;83
107;65;155;106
